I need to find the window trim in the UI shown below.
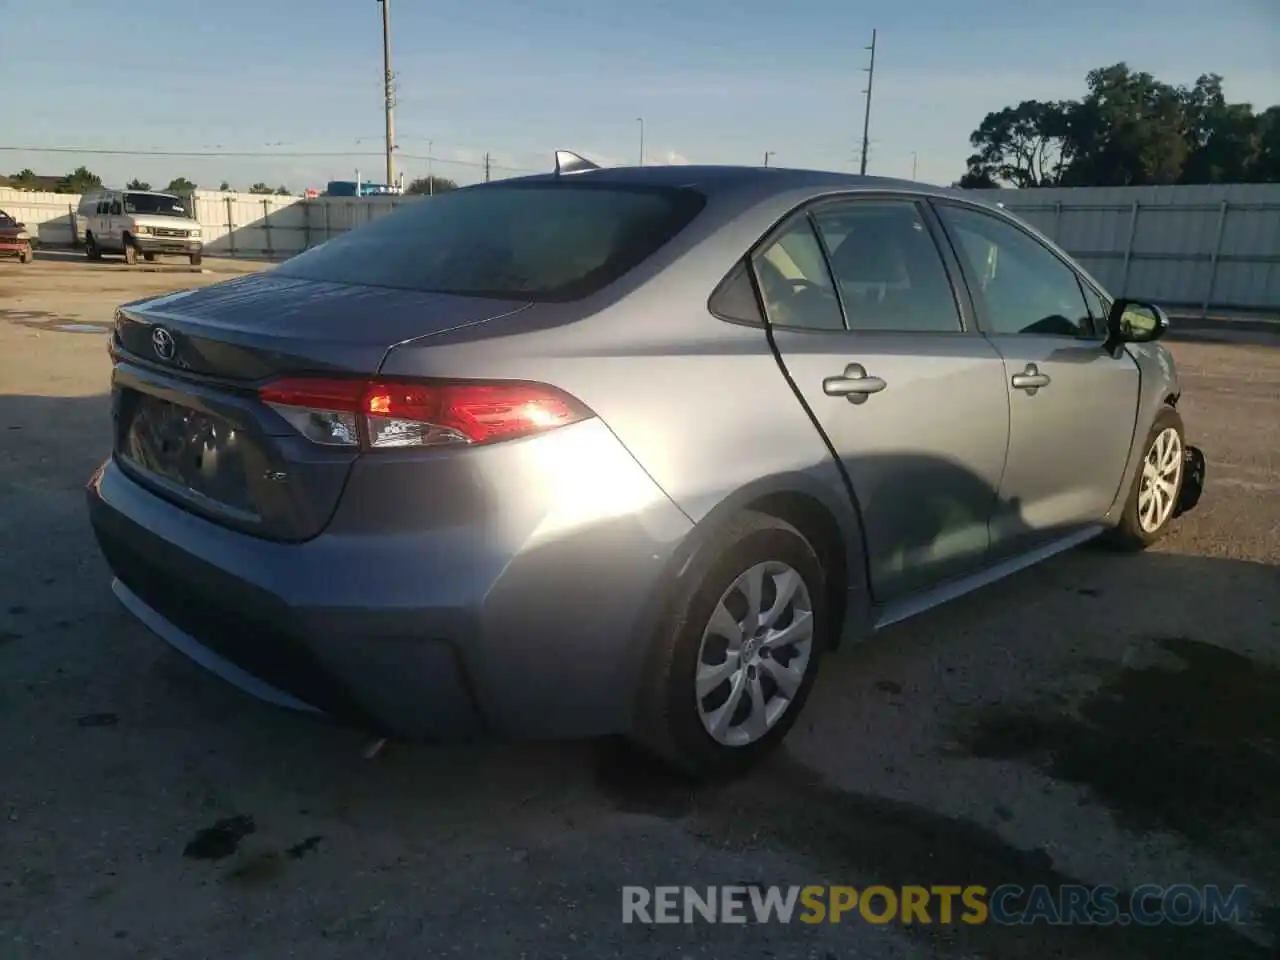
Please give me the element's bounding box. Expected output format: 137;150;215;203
706;190;980;337
929;197;1101;341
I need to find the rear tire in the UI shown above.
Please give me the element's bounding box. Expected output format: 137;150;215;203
1101;406;1186;551
632;511;827;779
143;252;156;262
85;234;102;261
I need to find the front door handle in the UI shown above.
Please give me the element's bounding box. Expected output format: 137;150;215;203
1011;363;1051;392
823;363;887;404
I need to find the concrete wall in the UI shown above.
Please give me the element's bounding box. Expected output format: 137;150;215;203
4;182;1277;311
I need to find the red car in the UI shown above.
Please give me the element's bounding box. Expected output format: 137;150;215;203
0;209;34;263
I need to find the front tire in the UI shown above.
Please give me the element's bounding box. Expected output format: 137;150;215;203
189;252;203;266
633;511;828;778
1102;406;1186;551
123;240;138;265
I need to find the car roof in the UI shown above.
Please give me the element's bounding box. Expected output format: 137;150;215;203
493;162;975;205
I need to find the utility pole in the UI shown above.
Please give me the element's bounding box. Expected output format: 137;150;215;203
484;152;491;182
858;28;877;176
377;0;396;188
911;151;918;180
637;117;645;165
763;151;775;167
427;139;434;195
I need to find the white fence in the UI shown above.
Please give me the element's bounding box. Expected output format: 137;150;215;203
972;183;1279;312
0;187;414;257
3;182;1277;311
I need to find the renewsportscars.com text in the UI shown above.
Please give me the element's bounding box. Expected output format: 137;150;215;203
621;884;1252;927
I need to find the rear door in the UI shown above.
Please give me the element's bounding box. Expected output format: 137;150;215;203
759;196;1010;603
931;200;1139;558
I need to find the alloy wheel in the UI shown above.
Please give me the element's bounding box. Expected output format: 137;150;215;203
694;560;814;747
1138;426;1183;533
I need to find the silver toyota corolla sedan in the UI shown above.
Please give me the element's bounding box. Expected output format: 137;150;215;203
87;155;1204;776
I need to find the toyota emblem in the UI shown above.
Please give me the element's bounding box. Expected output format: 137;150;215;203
151;327;176;361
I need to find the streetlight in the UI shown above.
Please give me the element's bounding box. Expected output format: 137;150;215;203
763;151;776;167
427;139;434;195
910;151;918;180
636;117;645;166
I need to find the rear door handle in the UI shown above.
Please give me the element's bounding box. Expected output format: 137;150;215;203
823;363;887;404
1011;363;1051;392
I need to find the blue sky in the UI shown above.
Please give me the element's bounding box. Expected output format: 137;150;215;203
2;0;1276;191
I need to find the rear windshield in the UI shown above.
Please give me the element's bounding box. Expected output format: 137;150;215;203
124;193;188;217
276;182;707;301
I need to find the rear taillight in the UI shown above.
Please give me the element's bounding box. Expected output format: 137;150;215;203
258;377;593;450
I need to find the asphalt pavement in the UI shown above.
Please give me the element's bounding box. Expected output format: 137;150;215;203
1;260;1277;960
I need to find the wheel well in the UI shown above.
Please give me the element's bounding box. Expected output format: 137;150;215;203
743;491;848;650
1165;392;1179;408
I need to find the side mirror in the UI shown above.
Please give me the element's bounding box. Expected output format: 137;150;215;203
1104;299;1169;351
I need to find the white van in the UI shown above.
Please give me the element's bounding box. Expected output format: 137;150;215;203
76;189;203;265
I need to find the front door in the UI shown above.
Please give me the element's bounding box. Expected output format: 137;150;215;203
758;198;1010;602
933;201;1140;558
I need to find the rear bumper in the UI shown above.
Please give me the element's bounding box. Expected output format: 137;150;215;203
86;419;693;740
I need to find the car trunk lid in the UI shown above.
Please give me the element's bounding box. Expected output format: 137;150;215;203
110;273;530;541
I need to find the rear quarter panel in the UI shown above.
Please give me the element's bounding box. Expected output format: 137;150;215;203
378;182;867;588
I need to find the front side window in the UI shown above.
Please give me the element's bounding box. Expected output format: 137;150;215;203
750;217;844;330
277;182;706;302
937;204;1092;338
123;193;188;217
812;200;963;333
0;210;15;227
1079;282;1112;338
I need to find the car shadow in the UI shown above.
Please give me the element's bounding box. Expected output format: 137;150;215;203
1;390;1276;960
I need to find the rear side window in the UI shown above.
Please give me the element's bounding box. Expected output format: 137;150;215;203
277;182;706;302
812;200;963;333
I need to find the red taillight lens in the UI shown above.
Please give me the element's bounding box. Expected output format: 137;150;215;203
258;377;592;450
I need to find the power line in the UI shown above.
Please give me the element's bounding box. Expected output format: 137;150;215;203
0;144;540;173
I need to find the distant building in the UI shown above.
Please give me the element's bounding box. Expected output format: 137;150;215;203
324;180;402;198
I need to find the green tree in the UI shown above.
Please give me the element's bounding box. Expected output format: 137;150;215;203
959;63;1278;187
1250;106;1280;181
8;169;40;190
219;181;232;191
126;178;152;190
405;175;459;195
275;185;290;195
165;176;197;194
58;166;103;194
961;100;1073;188
248;183;274;195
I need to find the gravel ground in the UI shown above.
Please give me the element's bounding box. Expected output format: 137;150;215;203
1;258;1277;960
